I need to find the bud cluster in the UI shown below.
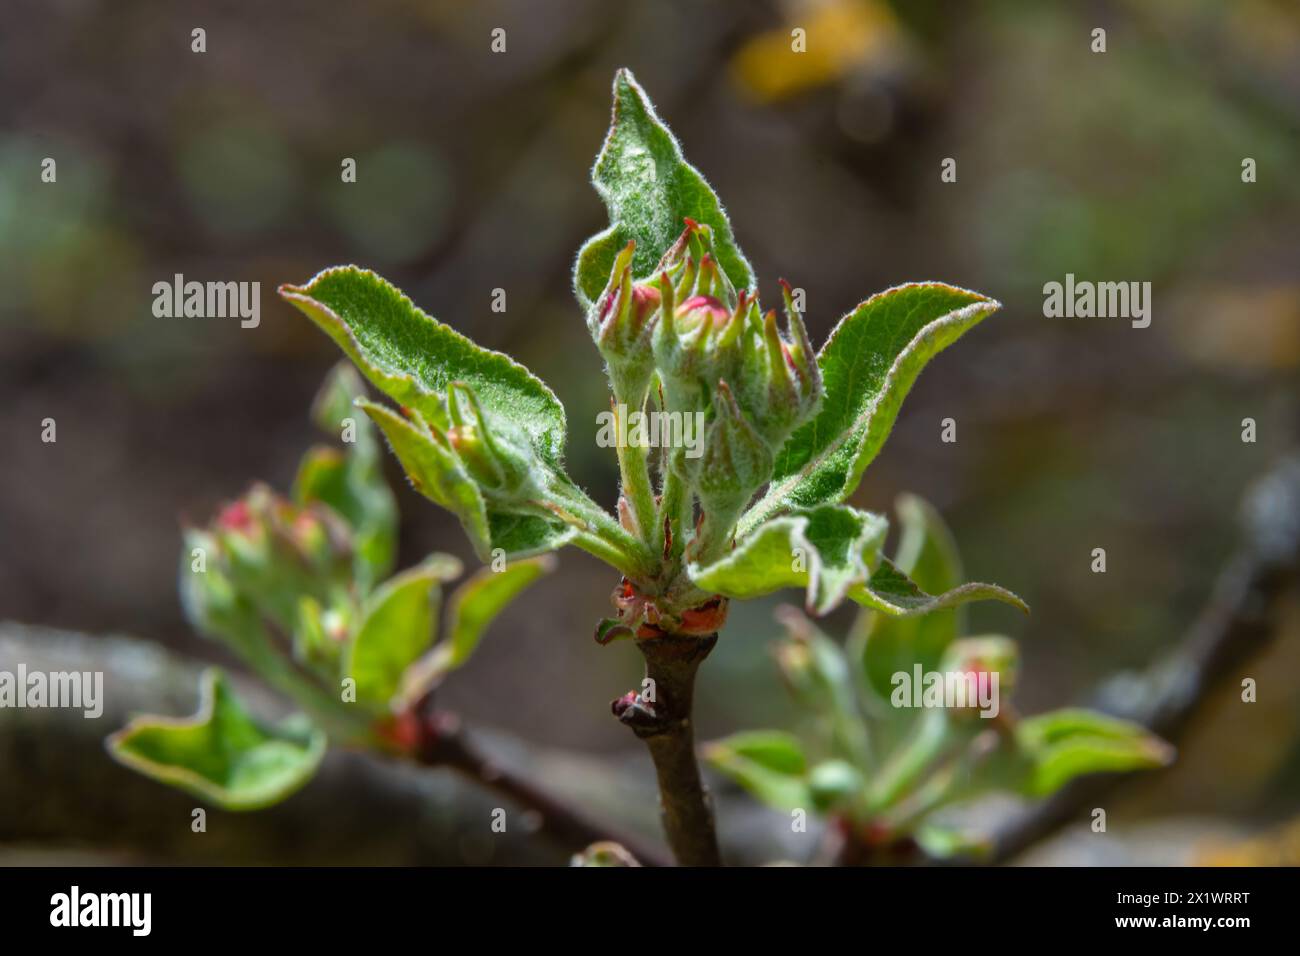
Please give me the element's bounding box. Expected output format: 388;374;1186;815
184;483;358;676
588;219;825;554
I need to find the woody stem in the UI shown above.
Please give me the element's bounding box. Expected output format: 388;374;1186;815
616;632;721;866
412;708;669;866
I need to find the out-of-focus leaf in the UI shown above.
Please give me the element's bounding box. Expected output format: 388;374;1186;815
742;284;1000;533
344;557;461;711
294;363;398;592
574;68;753;309
398;556;554;705
808;759;866;813
1013;709;1175;797
106;670;326;811
705;730;811;812
773;608;871;767
915;824;992;861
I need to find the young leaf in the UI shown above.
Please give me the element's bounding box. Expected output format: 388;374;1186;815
344;557;462;711
280;266;567;467
574;68;753;309
688;504;888;615
294;363;398;592
772;608;871;767
359;399;493;555
850;557;1028;617
106;669;326;811
1013;708;1175;797
741;284;1000;534
704;730;810;812
915;825;992;861
398;556;554;704
360;399;577;562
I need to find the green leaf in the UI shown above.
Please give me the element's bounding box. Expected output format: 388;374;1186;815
294;364;398;592
485;511;578;559
915;825;992;861
398;556;554;704
741;284;1000;533
106;669;326;811
808;759;866;813
344;557;462;711
574;68;753;309
280;266;567;467
705;730;810;812
851;557;1028;617
359;399;493;554
771;609;871;767
1014;708;1175;797
859;494;967;702
688;504;888;615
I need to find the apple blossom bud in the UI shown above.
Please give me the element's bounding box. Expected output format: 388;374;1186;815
590;240;661;404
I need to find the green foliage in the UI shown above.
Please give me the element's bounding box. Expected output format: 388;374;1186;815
107;670;326;811
276;70;1016;634
707;497;1173;859
740;284;1000;534
689;505;888;615
110;369;551;808
704;731;810;812
574;69;753;309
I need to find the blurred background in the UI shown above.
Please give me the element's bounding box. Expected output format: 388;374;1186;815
1;0;1297;863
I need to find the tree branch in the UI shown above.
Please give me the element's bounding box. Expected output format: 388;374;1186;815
614;632;722;866
986;454;1300;864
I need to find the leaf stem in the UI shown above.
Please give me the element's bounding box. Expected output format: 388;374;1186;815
617;435;658;550
547;477;656;578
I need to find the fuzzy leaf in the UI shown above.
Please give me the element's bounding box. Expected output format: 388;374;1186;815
107;670;326;811
398;556;554;704
688;504;888;615
1014;709;1175;797
280;266;566;467
359;400;577;562
344;557;461;711
359;399;493;554
742;284;1000;533
851;557;1028;617
575;69;753;309
705;730;810;812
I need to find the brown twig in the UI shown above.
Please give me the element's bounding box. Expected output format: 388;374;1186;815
410;704;670;867
614;632;722;866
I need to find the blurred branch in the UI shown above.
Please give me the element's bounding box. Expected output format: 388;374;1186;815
0;624;663;865
987;453;1300;864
